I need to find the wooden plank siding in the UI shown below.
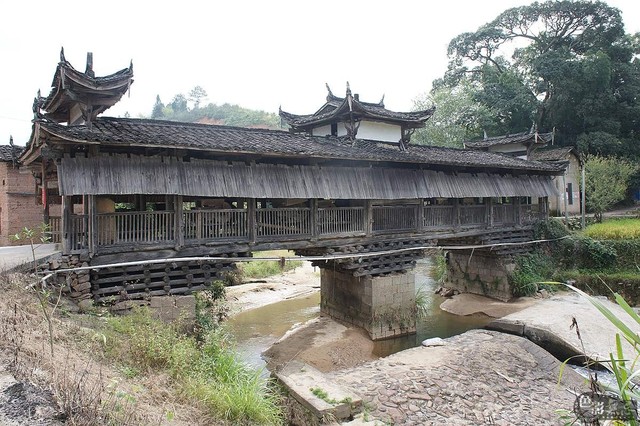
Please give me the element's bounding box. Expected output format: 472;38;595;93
57;155;558;200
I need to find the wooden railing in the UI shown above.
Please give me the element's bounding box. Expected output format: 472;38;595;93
423;205;455;229
48;216;62;243
68;214;88;251
372;205;418;233
492;204;517;225
97;211;175;246
318;207;365;236
257;207;311;240
459;205;487;227
184;209;248;241
61;200;546;253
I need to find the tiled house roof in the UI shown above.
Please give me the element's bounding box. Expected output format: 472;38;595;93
465;132;553;149
0;145;22;162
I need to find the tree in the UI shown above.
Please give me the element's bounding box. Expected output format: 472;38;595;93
442;0;631;139
151;95;165;119
583;155;637;221
170;94;188;113
188;86;208;110
412;79;495;147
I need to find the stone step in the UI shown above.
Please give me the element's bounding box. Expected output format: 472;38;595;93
277;361;362;422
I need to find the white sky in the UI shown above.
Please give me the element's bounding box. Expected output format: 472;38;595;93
1;0;639;145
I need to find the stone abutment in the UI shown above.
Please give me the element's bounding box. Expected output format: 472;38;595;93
320;268;416;340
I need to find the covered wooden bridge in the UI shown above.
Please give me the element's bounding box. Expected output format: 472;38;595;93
19;52;562;339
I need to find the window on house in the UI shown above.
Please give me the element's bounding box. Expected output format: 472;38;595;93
567;183;573;205
330;123;338;136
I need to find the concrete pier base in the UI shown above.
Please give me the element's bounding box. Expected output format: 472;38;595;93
320;269;416;340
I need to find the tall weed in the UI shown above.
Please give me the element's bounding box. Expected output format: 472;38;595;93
99;308;283;424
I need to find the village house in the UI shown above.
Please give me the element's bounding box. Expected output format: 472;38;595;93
16;50;564;338
530;146;582;216
0;143;61;246
465;131;583;216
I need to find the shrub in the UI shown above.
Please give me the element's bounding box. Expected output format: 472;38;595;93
509;252;556;297
534;218;570;240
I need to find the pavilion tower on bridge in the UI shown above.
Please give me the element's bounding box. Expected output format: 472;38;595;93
279;83;434;150
18;52;562;340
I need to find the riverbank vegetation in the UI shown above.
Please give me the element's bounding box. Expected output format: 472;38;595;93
98;307;284;425
509;217;640;302
0;273;285;425
236;250;303;281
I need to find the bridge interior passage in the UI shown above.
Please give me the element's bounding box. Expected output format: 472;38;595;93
52;195;547;256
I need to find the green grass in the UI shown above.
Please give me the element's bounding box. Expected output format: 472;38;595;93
98;308;283;425
238;250;303;279
584;218;640;240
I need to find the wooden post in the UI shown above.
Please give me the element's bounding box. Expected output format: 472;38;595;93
174;195;184;248
62;195;72;254
562;173;568;223
248;198;257;243
453;198;460;229
515;197;522;225
88;195;97;255
417;199;424;232
487;198;494;228
581;164;586;229
365;200;373;236
41;161;50;225
310;198;318;239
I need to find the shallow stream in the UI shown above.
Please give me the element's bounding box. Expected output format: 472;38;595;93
228;258;492;370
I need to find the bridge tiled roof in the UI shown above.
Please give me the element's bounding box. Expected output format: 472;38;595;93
30;117;562;173
465;132;553;149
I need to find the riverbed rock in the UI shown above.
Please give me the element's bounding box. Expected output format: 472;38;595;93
421;337;445;347
328;329;588;425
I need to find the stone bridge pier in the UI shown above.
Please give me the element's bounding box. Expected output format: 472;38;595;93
319;268;417;340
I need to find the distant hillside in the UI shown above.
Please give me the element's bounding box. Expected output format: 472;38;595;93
149;90;281;129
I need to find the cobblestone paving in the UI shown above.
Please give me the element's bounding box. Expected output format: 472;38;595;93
330;330;588;425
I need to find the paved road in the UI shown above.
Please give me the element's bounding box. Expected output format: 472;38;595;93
0;244;60;272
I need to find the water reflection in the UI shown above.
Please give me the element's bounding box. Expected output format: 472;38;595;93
228;258;491;369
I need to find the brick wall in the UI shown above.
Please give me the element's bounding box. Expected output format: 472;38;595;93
0;162;60;246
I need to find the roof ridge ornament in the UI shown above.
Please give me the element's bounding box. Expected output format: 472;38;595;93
325;83;333;101
85;52;95;78
378;94;385;107
60;46;65;63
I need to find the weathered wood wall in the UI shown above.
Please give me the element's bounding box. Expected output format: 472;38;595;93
58;155;558;199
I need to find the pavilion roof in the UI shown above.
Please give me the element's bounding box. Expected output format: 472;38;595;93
25;117;563;174
38;49;133;123
279;85;435;131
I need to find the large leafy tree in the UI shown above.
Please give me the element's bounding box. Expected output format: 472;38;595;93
441;0;640;150
413;79;495;147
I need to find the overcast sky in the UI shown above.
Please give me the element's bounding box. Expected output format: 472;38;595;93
1;0;639;145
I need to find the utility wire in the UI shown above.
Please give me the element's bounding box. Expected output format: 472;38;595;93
42;235;569;276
